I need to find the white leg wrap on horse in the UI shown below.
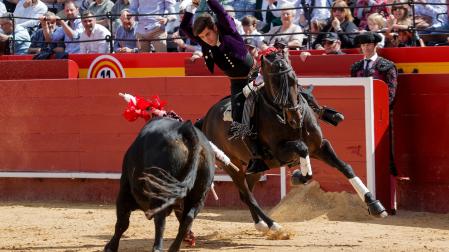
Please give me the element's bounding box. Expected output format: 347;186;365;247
300;156;312;176
270;222;282;232
255;220;269;232
349;177;370;200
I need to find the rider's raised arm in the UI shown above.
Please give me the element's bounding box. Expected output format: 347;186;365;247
206;0;240;35
179;7;196;42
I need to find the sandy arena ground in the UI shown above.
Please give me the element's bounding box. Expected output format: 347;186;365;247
1;181;448;252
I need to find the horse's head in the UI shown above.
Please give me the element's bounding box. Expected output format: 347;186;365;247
261;51;302;129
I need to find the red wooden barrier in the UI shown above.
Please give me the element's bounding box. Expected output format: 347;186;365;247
394;74;449;213
0;60;79;79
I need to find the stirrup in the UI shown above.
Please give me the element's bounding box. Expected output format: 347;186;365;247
320;107;345;126
245;159;269;175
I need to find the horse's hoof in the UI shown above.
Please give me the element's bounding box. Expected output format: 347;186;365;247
270;222;283;232
255;220;269;232
104;244;116;252
291;169;312;185
367;199;388;218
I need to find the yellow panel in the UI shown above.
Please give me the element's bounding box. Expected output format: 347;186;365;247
396;62;449;74
78;67;185;78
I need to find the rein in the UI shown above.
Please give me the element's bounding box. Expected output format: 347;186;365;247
260;55;305;127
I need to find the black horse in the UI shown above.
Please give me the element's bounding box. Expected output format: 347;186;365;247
197;51;387;233
105;117;215;252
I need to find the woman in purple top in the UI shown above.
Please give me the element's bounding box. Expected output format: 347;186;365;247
180;0;268;174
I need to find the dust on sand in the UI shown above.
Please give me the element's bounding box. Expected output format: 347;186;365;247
1;181;448;251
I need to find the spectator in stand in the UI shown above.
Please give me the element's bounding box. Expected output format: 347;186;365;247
309;18;327;45
296;0;331;30
385;0;411;47
413;0;448;33
244;37;259;60
312;0;359;49
396;28;426;47
254;0;281;33
41;0;64;13
74;0;90;14
110;0;130;31
121;0;177;52
13;0;48;33
261;3;304;50
223;5;244;34
114;9;138;53
88;0;114;29
49;0;84;54
0;2;7;17
225;0;256;20
299;32;345;61
0;12;31;54
365;12;386;48
2;0;17;13
241;15;263;48
79;10;111;53
353;0;388;30
28;11;58;54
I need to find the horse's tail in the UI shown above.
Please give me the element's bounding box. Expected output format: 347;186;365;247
140;120;201;219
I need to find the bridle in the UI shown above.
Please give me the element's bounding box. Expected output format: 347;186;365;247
261;55;304;127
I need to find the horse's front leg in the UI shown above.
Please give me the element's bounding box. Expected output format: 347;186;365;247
313;139;388;218
275;140;313;184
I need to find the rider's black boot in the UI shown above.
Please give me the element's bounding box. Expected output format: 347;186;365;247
320;107;345;126
300;91;345;126
242;137;269;175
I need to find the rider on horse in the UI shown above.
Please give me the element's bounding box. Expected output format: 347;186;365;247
180;0;344;174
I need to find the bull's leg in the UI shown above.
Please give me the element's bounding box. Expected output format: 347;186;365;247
152;211;167;252
169;185;207;252
174;206;196;247
313;139;388;218
104;187;136;252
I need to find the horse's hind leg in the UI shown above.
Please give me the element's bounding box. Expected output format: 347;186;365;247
314;139;388;218
104;185;136;252
223;165;280;232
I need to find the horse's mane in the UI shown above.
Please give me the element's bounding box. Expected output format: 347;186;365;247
264;52;294;107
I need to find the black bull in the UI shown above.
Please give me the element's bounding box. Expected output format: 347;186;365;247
105;117;215;252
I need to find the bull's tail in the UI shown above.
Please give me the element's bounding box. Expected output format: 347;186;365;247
140;120;201;219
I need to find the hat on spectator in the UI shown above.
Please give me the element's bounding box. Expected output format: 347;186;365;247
274;37;288;49
355;31;382;45
244;38;257;48
323;32;339;42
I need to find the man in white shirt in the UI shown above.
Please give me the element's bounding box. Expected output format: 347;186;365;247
49;0;84;54
0;2;6;17
79;10;111;54
13;0;48;30
121;0;176;52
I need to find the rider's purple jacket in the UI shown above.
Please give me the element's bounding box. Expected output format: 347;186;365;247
180;0;249;76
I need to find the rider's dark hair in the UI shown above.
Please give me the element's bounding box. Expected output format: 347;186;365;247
193;13;216;37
